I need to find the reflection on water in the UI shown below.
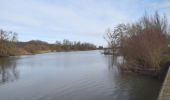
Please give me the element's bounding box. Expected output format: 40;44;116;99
0;51;161;100
106;55;122;70
106;55;161;100
0;57;19;85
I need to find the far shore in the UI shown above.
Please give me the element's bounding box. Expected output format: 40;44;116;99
1;49;98;58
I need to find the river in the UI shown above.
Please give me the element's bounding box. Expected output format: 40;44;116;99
0;50;161;100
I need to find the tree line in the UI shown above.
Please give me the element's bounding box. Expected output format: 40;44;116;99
0;30;18;56
0;31;96;56
105;12;170;75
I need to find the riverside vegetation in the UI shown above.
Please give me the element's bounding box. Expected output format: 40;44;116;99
105;12;170;76
0;31;96;57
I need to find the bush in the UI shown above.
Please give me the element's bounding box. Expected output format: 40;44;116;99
106;12;170;73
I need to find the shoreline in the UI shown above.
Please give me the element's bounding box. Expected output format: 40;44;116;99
0;49;97;58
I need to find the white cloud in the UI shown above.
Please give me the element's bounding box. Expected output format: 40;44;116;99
0;0;131;34
0;0;169;46
150;1;170;9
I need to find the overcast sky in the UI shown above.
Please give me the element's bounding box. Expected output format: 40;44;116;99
0;0;170;46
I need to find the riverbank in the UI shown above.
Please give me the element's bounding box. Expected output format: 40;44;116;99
0;35;96;57
118;61;170;78
2;49;98;57
158;66;170;100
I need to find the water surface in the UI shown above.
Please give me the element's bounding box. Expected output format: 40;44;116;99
0;50;161;100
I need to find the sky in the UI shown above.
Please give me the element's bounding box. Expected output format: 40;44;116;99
0;0;170;46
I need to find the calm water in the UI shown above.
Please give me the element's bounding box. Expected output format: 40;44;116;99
0;50;161;100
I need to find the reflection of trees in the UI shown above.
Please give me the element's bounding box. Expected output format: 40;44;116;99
106;55;123;71
106;55;161;100
0;57;19;85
